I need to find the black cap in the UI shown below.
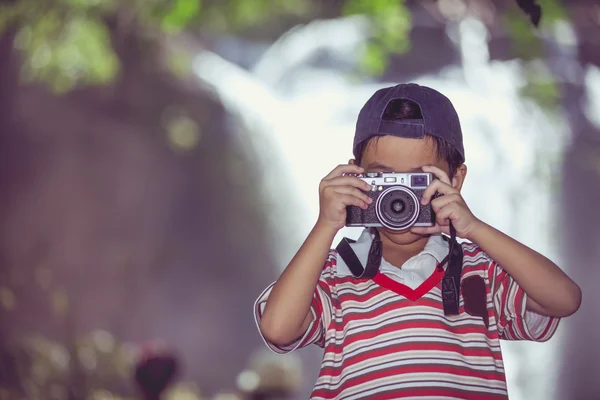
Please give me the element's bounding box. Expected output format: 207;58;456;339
353;83;465;162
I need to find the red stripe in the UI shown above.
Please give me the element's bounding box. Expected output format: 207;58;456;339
299;319;321;347
313;364;507;399
326;318;495;352
320;342;503;375
312;388;506;400
366;388;508;400
462;247;484;258
333;275;371;285
346;363;504;386
337;295;445;315
336;286;386;303
372;266;445;301
313;284;325;316
537;317;558;341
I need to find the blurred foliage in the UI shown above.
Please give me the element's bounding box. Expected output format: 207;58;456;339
0;331;213;400
2;0;564;93
2;0;119;93
1;331;135;399
0;330;300;399
505;0;568;60
519;70;560;111
0;0;412;92
342;0;411;75
504;0;569;111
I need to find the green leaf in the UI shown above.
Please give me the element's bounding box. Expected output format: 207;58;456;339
505;11;543;60
231;0;270;28
342;0;411;75
378;3;411;53
519;79;559;111
161;0;202;34
60;16;119;84
360;43;386;76
538;0;568;24
343;0;403;16
505;0;569;60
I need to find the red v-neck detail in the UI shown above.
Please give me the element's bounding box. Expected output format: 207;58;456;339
372;265;445;301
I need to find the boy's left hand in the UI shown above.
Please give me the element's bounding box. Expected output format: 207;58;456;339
410;165;481;239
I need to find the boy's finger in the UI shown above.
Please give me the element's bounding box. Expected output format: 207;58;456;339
430;193;460;212
434;204;455;226
422;165;451;185
327;176;372;191
338;194;369;209
421;180;456;205
333;186;373;205
324;164;364;180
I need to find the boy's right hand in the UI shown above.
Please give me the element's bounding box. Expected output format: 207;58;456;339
317;164;374;231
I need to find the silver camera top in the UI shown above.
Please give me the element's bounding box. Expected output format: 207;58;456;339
355;171;433;189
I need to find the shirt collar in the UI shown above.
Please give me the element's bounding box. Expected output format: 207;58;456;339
338;228;449;273
421;233;449;263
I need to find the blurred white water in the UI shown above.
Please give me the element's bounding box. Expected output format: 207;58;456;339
193;16;571;400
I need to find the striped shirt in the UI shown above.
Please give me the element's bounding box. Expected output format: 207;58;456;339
254;231;559;399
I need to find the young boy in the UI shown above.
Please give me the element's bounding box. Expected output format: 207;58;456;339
254;83;581;399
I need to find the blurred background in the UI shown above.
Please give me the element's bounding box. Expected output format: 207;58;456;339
0;0;599;399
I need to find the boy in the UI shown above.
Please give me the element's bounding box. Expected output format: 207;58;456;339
254;83;581;399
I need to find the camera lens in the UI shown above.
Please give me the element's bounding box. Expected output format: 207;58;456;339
375;186;420;231
391;199;406;214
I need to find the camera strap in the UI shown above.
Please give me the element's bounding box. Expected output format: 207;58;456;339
335;224;463;316
335;229;382;279
441;222;463;316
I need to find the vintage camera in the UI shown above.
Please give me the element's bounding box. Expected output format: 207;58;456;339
346;172;436;231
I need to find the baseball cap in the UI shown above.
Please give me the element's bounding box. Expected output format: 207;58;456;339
353;83;464;162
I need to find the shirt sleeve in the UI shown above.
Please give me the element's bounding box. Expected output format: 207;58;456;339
488;260;560;342
253;251;335;354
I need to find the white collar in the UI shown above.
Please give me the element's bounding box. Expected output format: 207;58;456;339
336;228;449;275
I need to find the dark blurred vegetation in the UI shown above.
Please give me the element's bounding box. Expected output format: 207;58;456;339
0;0;599;399
0;0;413;92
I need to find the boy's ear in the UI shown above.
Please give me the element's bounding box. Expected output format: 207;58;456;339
452;164;467;191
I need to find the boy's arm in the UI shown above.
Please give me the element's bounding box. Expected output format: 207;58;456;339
468;222;581;317
259;221;338;346
259;163;371;346
414;165;582;319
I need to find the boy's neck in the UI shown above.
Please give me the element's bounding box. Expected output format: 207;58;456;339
379;233;429;269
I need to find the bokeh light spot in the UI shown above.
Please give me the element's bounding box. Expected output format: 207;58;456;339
166;114;201;151
50;288;69;317
0;286;16;311
236;370;260;392
91;330;115;353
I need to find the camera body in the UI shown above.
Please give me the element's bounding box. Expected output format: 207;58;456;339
346;171;436;231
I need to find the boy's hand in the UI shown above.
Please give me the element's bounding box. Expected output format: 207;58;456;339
410;165;481;239
317;164;374;231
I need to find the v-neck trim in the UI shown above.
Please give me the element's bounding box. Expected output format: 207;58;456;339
372;262;445;301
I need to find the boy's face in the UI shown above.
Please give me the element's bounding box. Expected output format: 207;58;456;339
352;135;460;245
